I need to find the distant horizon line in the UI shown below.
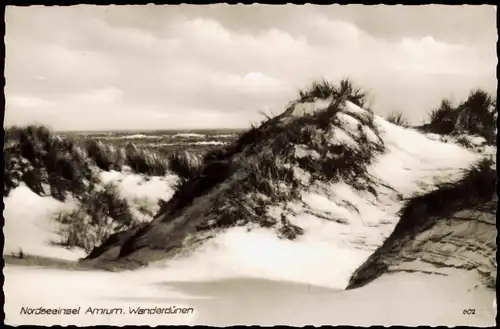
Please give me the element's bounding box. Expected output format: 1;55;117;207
3;123;250;133
54;127;249;133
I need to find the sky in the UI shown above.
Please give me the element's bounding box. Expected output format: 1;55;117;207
4;5;498;131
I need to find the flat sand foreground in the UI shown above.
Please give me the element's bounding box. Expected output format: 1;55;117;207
163;271;496;326
4;264;496;326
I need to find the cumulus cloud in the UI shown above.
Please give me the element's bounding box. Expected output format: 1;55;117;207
4;5;497;130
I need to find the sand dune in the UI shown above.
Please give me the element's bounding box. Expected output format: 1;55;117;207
3;94;496;326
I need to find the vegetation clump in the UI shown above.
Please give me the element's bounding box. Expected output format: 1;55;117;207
425;90;496;144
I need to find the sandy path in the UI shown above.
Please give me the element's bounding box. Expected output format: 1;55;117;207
4;265;495;326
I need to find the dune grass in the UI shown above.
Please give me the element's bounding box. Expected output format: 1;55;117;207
54;182;139;253
454;135;476;149
386;110;410;127
427;99;459;135
3;125;204;199
425;90;496;144
83;139;171;176
4;125;95;200
163;80;384;237
297;78;368;108
168;150;203;182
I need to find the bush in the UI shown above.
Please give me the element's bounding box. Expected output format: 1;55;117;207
4;146;22;196
483;257;496;289
4;125;94;200
427;99;459;135
241;150;297;199
55;183;139;252
80;183;135;228
56;209;106;253
298;79;337;101
168;150;202;181
83;139;123;171
123;143;168;176
386;110;409;127
454;90;496;144
426;90;496;144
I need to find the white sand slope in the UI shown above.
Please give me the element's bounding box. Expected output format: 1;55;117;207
372;116;481;196
99;170;178;220
98;170;178;204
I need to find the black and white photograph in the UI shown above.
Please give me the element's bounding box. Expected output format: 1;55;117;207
2;4;497;326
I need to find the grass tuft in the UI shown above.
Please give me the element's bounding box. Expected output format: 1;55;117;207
4;125;94;200
124;143;169;176
386;110;410;127
168;151;203;182
55;183;138;253
297;78;367;108
427;99;459;135
425;90;496;144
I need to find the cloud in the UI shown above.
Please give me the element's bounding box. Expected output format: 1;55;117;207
307;17;365;46
73;87;124;105
4;6;497;130
6;96;54;109
209;72;287;94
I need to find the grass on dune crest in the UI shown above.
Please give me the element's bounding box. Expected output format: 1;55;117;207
386;110;410;127
297;78;368;108
157;80;385;239
384;89;495;149
423;89;496;145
